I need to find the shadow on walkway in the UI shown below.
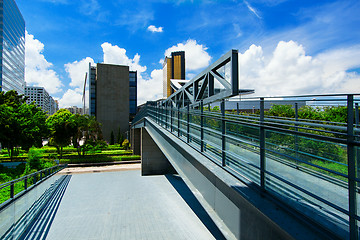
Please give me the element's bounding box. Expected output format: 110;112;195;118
20;175;71;240
165;174;226;240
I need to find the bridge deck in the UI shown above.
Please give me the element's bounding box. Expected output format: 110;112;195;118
23;168;222;240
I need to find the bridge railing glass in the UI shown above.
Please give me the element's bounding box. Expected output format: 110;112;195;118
0;165;67;239
136;94;360;239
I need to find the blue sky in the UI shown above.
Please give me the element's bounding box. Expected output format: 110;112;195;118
17;0;360;107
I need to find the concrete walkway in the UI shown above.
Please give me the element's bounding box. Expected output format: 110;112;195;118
30;167;222;240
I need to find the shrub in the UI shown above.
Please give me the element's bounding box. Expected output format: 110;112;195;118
27;147;43;171
0;173;11;183
122;139;130;150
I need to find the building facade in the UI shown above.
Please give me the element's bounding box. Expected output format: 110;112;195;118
89;63;135;142
64;106;86;115
162;51;185;98
49;98;59;115
25;86;57;114
0;0;25;94
129;71;137;120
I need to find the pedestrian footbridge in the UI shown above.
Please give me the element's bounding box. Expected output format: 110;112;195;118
130;93;360;240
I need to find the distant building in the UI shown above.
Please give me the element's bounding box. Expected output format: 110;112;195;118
64;106;87;115
89;63;135;142
0;0;25;95
49;97;58;115
25;86;57;114
163;51;185;98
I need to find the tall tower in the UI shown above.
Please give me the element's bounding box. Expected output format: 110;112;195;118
163;51;185;98
0;0;25;94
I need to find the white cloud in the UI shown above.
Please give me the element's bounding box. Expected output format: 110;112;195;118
25;31;63;94
164;39;212;71
239;40;360;96
147;25;163;33
65;57;94;89
58;88;85;108
138;69;164;105
244;0;261;19
101;42;147;73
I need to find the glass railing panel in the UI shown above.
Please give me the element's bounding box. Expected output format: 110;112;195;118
264;129;350;239
0;167;65;239
265;172;349;239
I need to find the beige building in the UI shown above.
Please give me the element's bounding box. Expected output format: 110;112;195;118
163;51;185;98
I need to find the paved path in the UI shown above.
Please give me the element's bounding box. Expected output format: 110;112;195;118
36;168;220;240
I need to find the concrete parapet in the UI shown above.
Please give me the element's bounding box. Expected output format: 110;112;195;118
131;128;141;155
141;128;175;176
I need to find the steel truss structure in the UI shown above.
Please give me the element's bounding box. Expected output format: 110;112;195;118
162;49;254;108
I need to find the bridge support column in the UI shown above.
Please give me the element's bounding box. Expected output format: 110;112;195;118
131;128;141;155
141;128;175;176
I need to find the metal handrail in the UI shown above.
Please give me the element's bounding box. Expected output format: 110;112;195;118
0;164;67;207
133;93;360;239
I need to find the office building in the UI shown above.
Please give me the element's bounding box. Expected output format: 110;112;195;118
25;86;57;114
0;0;25;94
163;51;185;98
89;63;135;142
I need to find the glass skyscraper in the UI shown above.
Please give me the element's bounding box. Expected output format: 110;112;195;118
0;0;25;95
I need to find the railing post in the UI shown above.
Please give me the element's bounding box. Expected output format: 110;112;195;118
260;98;266;191
355;103;359;128
178;105;181;137
347;95;358;240
24;176;27;190
221;100;226;166
200;101;204;152
170;104;173;132
156;103;159;123
165;104;168;129
355;103;360;183
187;105;190;143
237;102;239;115
10;182;14;198
33;174;37;185
295;102;299;161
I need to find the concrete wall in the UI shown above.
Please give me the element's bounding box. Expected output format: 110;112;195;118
96;64;129;142
131;128;141;155
141;128;175;176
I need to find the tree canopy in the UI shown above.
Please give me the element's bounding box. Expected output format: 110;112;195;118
0;90;48;159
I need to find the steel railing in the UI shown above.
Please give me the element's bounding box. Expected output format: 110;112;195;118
0;164;67;208
132;93;360;240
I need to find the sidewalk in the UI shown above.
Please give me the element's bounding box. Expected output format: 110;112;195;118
58;163;141;175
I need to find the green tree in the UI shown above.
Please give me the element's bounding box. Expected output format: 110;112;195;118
46;109;74;158
19;103;49;151
267;104;295;118
70;114;104;156
110;131;115;145
0;90;48;159
116;127;123;144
